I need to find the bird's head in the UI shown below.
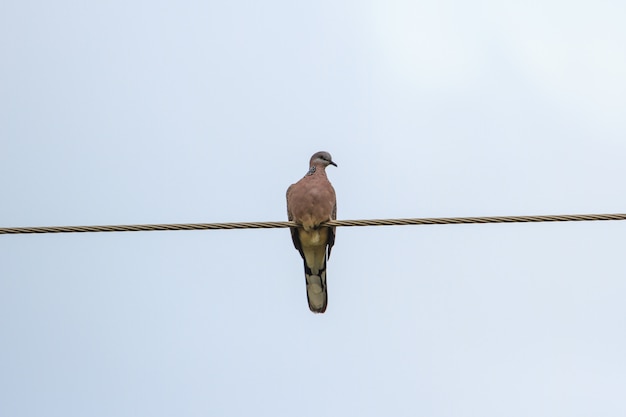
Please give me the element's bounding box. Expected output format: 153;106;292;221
310;151;337;168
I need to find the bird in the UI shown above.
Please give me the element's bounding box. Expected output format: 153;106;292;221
286;151;338;313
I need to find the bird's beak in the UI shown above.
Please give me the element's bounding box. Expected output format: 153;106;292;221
330;161;338;167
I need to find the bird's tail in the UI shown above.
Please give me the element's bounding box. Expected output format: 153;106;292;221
304;255;328;313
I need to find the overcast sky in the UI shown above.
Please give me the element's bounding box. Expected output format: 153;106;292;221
2;1;626;416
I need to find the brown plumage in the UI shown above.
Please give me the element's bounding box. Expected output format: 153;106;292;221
286;151;337;313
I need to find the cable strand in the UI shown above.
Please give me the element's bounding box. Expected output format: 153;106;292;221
1;213;625;235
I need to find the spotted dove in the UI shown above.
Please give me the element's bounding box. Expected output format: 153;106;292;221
286;151;337;313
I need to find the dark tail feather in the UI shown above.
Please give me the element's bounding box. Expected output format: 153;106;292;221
304;257;327;313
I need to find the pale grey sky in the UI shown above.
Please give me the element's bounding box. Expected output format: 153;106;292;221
1;1;626;416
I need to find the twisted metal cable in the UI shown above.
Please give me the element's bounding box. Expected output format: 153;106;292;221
1;213;625;235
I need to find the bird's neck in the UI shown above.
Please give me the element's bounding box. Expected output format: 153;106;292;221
307;165;327;177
